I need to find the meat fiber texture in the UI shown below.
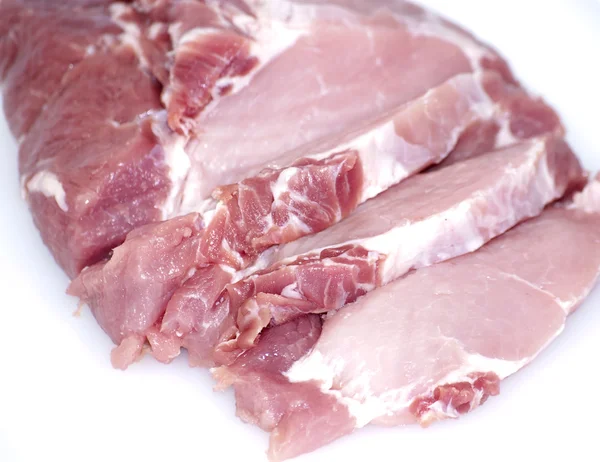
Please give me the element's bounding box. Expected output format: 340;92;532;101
210;135;585;365
213;177;600;461
0;0;176;277
1;0;563;279
69;134;585;369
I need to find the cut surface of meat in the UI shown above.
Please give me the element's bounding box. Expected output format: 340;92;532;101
20;44;173;278
2;2;598;461
168;0;522;211
208;135;584;364
0;0;120;139
67;213;205;369
2;0;564;279
68;71;566;367
214;177;600;461
1;0;184;277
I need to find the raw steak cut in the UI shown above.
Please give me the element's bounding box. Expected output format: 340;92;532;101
2;0;562;278
205;135;584;363
157;0;538;212
1;0;180;277
69;134;583;369
213;177;600;461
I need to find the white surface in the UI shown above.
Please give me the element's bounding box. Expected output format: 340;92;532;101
0;1;599;461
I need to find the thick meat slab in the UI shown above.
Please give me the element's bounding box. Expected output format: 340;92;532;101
0;0;120;139
3;0;562;278
0;0;185;277
214;178;600;461
165;0;525;210
208;135;585;364
20;44;176;277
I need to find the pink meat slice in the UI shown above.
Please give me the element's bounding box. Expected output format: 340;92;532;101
168;0;524;209
214;177;600;461
69;73;564;369
3;0;562;278
208;135;584;365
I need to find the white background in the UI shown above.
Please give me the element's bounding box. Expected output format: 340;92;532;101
1;1;599;461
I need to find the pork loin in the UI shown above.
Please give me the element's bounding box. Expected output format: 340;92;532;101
2;0;562;277
70;134;584;369
207;135;585;365
213;176;600;461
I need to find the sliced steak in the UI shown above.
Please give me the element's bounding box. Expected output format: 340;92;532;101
69;134;583;369
214;176;600;461
208;135;585;364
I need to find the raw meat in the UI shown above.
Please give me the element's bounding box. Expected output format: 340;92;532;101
2;1;598;461
163;0;525;211
0;0;184;277
70;68;563;367
19;44;176;277
213;177;600;461
0;0;119;139
207;135;585;364
2;0;562;278
70;133;583;369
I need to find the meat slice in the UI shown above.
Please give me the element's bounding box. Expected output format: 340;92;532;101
18;43;177;277
68;76;565;368
212;314;357;452
3;0;562;278
0;0;191;277
214;177;600;461
208;135;584;365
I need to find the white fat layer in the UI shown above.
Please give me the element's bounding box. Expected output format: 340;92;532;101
26;171;68;212
353;121;411;203
231;247;279;283
162;136;192;220
177;27;226;45
270;167;300;200
494;113;519;147
281;283;302;300
110;4;149;69
148;22;165;40
286;351;528;427
456;71;518;149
